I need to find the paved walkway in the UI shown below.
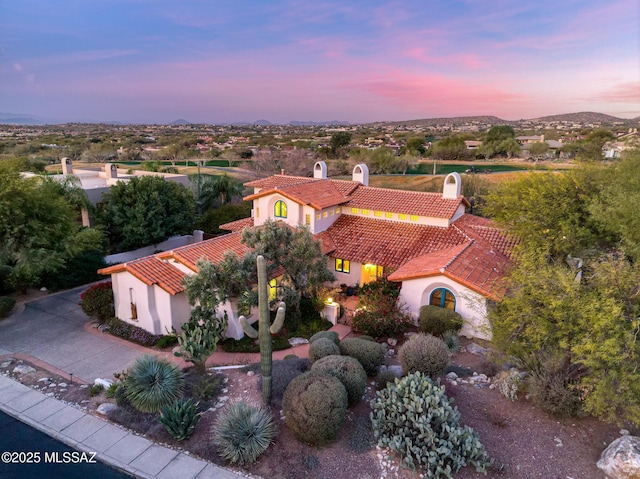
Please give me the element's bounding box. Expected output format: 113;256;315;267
0;374;244;479
0;286;353;478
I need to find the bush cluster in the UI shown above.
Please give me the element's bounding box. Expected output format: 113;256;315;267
79;281;114;323
370;372;492;476
311;355;367;406
351;307;413;339
282;371;347;446
256;357;309;408
308;337;340;363
339;337;384;376
0;296;16;318
527;370;583;418
352;278;411;339
398;333;450;378
107;317;161;347
309;330;339;345
419;305;464;336
494;369;524;401
213;401;277;465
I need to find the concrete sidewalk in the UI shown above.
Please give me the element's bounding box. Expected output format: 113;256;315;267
0;374;246;479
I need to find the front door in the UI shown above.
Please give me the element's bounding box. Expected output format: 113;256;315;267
360;263;383;286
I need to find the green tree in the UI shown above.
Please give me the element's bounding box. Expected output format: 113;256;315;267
484;170;601;258
178;253;246;372
196;202;252;235
330;132;352;156
241;220;334;296
97;176;196;252
589;149;640;261
405;137;426;156
485;125;516;143
0;170;103;289
490;252;640;424
198;174;245;209
431;135;469;160
528;141;550;160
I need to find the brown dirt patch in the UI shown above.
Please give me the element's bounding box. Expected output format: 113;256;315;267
2;341;625;479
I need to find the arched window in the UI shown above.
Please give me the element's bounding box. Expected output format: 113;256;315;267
430;288;455;310
274;200;287;218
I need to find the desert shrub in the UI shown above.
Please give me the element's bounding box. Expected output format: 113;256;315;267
253;357;310;408
155;334;178;348
309;330;339;345
88;384;103;397
398;333;450;378
351;307;413;339
494;369;524;401
419;305;464;336
196;375;225;401
311;355;367;406
442;330;461;354
79;281;114;323
107;317;161;347
0;296;16;318
160;398;201;441
370;372;492;475
357;278;400;311
282;371;347;445
220;334;290;353
339;337;384;376
527;370;582;418
376;368;399;390
124;354;184;413
308;337;340;364
213;401;277;465
105;383;118;398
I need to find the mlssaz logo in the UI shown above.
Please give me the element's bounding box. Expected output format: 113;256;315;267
44;451;97;463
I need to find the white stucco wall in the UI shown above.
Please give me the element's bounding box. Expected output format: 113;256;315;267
310;205;342;233
397;275;492;340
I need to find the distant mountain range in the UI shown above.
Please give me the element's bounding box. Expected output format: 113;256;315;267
1;111;637;127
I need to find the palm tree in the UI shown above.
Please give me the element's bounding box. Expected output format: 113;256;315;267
199;174;244;211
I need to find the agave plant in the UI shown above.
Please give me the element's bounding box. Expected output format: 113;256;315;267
160;398;201;441
442;330;462;354
213;401;277;465
124;354;185;413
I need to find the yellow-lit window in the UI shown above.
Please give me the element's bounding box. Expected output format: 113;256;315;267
362;209;370;215
330;209;334;216
269;278;277;301
316;213;321;220
305;213;311;225
374;211;382;217
335;258;350;273
351;207;359;214
410;215;418;222
336;207;341;213
399;213;407;220
323;211;328;218
274;200;287;218
385;212;393;218
256;207;260;218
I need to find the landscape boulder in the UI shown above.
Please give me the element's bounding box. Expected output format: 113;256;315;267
597;435;640;479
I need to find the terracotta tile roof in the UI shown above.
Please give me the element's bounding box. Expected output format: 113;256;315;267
170;231;251;271
322;215;469;270
244;175;317;190
99;256;186;295
244;180;350;210
452;215;518;257
387;238;511;300
344;186;468;219
219;217;254;232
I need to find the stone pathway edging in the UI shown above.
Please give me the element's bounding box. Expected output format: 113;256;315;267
0;373;247;479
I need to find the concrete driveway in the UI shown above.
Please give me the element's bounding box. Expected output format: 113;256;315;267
0;286;144;382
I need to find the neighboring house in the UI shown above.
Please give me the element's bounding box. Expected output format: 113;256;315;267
98;162;515;341
22;158;189;227
516;135;563;158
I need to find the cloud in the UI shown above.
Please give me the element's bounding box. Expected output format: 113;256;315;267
596;82;640;103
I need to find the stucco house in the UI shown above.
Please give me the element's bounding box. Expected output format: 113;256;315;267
98;162;515;340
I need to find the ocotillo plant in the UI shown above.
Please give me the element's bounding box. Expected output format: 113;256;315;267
240;255;286;405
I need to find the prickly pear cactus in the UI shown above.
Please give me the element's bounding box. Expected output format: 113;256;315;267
239;255;286;405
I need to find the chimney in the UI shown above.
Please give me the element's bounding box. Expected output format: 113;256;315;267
443;172;461;199
352;164;369;186
105;163;118;180
61;157;72;175
540;134;545;143
281;169;285;176
314;161;327;179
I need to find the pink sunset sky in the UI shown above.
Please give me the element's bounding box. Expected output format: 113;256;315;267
1;0;639;124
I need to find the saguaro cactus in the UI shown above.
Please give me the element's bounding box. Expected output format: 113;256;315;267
240;255;286;405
